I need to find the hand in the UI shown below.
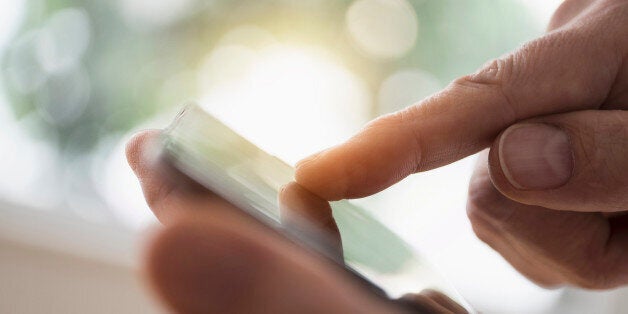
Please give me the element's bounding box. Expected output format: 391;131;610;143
295;0;628;289
126;130;466;313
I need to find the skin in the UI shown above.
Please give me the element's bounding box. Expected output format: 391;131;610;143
128;0;628;312
127;131;465;313
295;0;628;289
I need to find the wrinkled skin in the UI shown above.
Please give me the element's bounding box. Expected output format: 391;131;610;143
129;0;628;312
296;0;628;289
127;131;466;313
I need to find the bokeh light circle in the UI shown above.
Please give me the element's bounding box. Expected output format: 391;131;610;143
378;69;440;114
6;31;48;93
346;0;418;59
199;44;371;163
117;0;198;30
36;8;91;74
35;66;91;126
0;0;25;49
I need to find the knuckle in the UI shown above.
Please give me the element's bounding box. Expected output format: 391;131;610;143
453;53;520;124
455;55;514;94
521;35;592;104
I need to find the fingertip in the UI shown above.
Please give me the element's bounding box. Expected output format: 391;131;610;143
296;115;421;201
398;293;451;314
126;129;162;174
420;289;468;314
295;151;347;201
278;181;342;255
294;149;323;170
278;181;331;217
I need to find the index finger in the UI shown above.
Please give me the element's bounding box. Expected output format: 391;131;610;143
295;12;623;201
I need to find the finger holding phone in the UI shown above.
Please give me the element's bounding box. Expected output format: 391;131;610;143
127;130;465;313
128;0;628;312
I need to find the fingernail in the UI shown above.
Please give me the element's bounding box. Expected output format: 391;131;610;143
498;123;574;190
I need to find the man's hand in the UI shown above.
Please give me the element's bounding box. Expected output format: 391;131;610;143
296;0;628;289
126;131;466;313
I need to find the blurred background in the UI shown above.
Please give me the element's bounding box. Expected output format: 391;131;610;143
0;0;626;313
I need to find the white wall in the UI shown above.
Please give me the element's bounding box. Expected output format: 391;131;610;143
0;200;163;314
0;239;162;314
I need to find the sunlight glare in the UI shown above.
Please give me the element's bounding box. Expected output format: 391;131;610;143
199;44;370;164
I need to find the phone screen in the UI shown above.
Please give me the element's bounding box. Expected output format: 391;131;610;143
161;103;472;311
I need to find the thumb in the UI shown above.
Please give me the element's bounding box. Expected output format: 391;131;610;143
142;211;398;314
488;110;628;212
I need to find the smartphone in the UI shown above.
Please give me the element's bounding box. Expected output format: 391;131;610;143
159;103;473;312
